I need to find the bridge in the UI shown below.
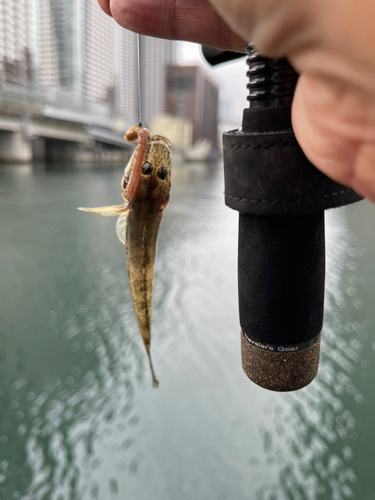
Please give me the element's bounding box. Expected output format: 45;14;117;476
0;84;134;163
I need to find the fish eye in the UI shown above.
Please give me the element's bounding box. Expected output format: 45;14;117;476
157;166;168;180
142;162;153;175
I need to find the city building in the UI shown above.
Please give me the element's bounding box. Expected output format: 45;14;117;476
0;0;35;85
151;114;192;151
116;28;138;124
0;0;177;163
35;0;74;88
140;35;176;127
166;65;219;150
82;0;118;107
0;0;176;129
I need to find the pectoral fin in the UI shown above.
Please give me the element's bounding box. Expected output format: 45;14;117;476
78;205;127;217
116;213;128;245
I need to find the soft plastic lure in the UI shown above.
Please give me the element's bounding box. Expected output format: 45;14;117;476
79;124;172;387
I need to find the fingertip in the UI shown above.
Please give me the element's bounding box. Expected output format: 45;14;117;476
97;0;112;17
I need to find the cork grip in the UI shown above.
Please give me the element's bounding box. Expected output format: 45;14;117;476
241;332;321;391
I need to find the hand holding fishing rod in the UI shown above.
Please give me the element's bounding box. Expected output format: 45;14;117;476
98;0;375;202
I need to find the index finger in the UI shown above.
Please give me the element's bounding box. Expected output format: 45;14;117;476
97;0;247;52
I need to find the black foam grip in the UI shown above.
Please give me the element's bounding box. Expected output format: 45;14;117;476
238;212;325;345
223;108;362;215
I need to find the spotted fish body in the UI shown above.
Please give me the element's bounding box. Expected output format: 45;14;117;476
78;125;172;387
123;131;171;387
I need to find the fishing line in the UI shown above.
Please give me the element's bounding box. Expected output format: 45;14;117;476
137;33;142;126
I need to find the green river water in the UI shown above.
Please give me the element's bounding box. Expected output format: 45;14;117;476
0;161;375;500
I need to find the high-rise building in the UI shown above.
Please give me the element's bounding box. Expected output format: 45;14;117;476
0;0;35;85
82;0;116;106
166;65;219;148
116;28;138;124
36;0;176;125
140;35;176;127
0;0;176;128
36;0;74;88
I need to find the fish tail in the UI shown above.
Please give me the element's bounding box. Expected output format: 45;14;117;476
145;344;159;388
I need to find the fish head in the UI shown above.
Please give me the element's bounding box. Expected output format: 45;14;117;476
122;134;172;211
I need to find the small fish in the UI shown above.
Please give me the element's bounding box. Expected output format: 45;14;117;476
78;124;172;387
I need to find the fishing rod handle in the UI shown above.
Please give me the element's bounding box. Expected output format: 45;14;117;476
222;45;362;391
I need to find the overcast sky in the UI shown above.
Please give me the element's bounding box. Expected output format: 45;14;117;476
176;41;248;129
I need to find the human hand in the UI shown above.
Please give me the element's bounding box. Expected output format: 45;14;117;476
98;0;375;201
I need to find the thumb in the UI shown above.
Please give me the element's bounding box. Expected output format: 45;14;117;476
292;74;375;201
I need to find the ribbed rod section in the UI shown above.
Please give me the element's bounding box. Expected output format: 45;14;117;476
246;45;299;108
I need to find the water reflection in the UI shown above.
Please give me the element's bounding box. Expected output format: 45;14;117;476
251;203;375;500
1;264;145;499
1;164;146;499
1;162;375;499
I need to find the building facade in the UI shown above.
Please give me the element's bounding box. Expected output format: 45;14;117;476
140;35;176;126
0;0;35;85
166;65;219;149
0;0;176;128
36;0;74;88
